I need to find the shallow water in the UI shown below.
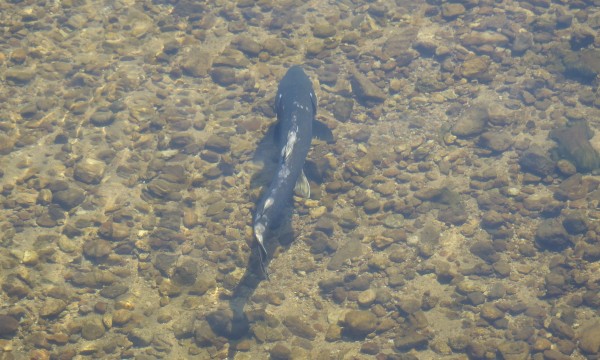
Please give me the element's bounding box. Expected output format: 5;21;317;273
1;0;600;359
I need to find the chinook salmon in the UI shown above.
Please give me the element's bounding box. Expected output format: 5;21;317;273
253;66;319;276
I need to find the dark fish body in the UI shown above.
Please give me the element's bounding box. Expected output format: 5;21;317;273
253;66;317;270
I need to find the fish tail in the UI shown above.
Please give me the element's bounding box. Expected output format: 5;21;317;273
258;245;270;280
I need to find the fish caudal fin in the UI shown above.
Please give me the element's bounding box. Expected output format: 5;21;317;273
257;244;270;280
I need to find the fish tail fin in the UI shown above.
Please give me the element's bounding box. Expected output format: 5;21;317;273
258;244;270;280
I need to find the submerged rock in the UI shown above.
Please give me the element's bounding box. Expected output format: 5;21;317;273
350;70;386;105
74;158;106;184
579;321;600;354
342;310;377;338
561;48;600;82
0;315;19;336
535;219;571;250
551;122;600;173
452;106;488;137
519;151;555;177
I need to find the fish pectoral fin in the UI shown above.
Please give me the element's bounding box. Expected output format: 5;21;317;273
294;170;311;198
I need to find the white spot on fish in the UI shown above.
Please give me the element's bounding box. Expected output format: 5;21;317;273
263;197;274;211
282;127;297;160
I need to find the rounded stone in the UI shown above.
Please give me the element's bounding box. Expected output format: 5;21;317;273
357;289;377;307
312;23;336;38
52;187;85;210
480;303;504;321
81;317;105;340
74;158;106;184
90;109;114;126
39;299;67;318
270;343;291;360
0;315;19;336
128;328;153;346
535;219;571;250
343;310;377;337
579;321;600;354
112;309;132;326
83;239;112;258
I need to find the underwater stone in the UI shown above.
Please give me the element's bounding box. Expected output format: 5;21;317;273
551;122;600;172
519;151;555;177
74;158;106;184
342;310;377;338
535;219;571;250
452;106;488;137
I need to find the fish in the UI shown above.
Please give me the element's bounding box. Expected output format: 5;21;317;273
252;66;320;277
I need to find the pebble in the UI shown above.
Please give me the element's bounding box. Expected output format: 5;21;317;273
270;343;292;360
39;299;67;318
112;309;132;326
210;67;237;86
342;310;377;337
394;332;429;351
5;67;36;83
479;131;513;153
327;236;362;271
81;317;105;340
204;134;230;153
172;260;198;286
535;219;571;250
497;341;530;360
470;240;499;263
459;56;492;81
562;212;588;235
282;315;316;340
579;321;600;354
0;315;19;336
441;3;465;19
551;122;600;172
480;303;504;321
52;187;85;210
21;250;39;266
461;31;509;47
452;105;488;137
262;38;284;55
312;22;336;38
512;32;533;54
357;289;376;307
519;151;555;177
350;70;386;104
233;36;261;57
128;328;153;347
556;159;577;176
548;318;575;339
100;284;129;299
179;46;212;77
331;97;354;122
350;156;374;176
561;48;600;80
74;158;106;184
90;109;114;126
83;239;112;258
